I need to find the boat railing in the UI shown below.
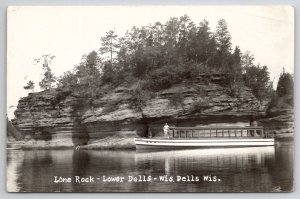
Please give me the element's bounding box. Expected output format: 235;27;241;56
169;126;268;138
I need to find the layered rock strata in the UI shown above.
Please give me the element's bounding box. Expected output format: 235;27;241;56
12;83;272;148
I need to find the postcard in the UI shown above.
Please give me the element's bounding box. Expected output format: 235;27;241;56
6;6;294;192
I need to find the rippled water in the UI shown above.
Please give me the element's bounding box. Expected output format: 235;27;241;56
7;140;293;192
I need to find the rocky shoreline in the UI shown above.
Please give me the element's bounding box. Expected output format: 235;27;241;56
7;136;136;150
9;81;294;149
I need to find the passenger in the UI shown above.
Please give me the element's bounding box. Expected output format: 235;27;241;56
147;126;152;138
250;119;258;136
251;120;258;127
163;123;170;139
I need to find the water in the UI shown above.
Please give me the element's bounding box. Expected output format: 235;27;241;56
7;140;294;192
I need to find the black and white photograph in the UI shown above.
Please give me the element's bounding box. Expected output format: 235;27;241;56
6;6;294;192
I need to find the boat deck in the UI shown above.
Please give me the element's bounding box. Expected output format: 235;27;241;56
135;126;274;149
139;137;272;140
168;126;268;139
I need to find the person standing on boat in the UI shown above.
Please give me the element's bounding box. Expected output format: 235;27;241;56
250;117;258;136
147;126;153;138
164;123;170;139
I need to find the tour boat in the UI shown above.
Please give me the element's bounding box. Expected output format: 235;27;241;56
134;126;275;150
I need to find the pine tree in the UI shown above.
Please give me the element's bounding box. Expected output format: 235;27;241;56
99;30;119;65
277;71;294;97
215;19;232;54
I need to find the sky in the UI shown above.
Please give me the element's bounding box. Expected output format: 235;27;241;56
7;6;294;119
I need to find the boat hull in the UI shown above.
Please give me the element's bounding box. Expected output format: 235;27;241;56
134;137;275;150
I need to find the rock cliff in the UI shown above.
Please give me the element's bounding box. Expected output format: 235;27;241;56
11;81;271;148
259;94;294;138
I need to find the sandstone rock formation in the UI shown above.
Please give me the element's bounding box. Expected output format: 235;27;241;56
259;94;294;138
12;81;271;148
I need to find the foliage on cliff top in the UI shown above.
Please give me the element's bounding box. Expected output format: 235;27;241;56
55;15;273;102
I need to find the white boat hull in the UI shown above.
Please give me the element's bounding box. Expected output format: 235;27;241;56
134;137;275;150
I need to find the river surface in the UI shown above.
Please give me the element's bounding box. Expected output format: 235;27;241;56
7;140;294;192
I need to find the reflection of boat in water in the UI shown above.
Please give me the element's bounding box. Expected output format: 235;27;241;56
135;126;275;150
135;146;275;159
134;147;275;175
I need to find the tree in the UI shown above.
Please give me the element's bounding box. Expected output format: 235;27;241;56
76;51;101;83
57;71;77;88
101;62;114;84
99;30;119;65
151;22;164;49
240;51;272;100
99;30;120;85
164;17;180;64
243;64;271;100
226;46;243;94
230;46;243;81
277;71;294;97
23;80;35;92
205;35;218;68
86;50;101;70
241;51;255;70
75;51;102;97
215;19;232;71
215;19;232;54
178;15;194;60
39;70;56;90
193;19;211;63
35;54;57;90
